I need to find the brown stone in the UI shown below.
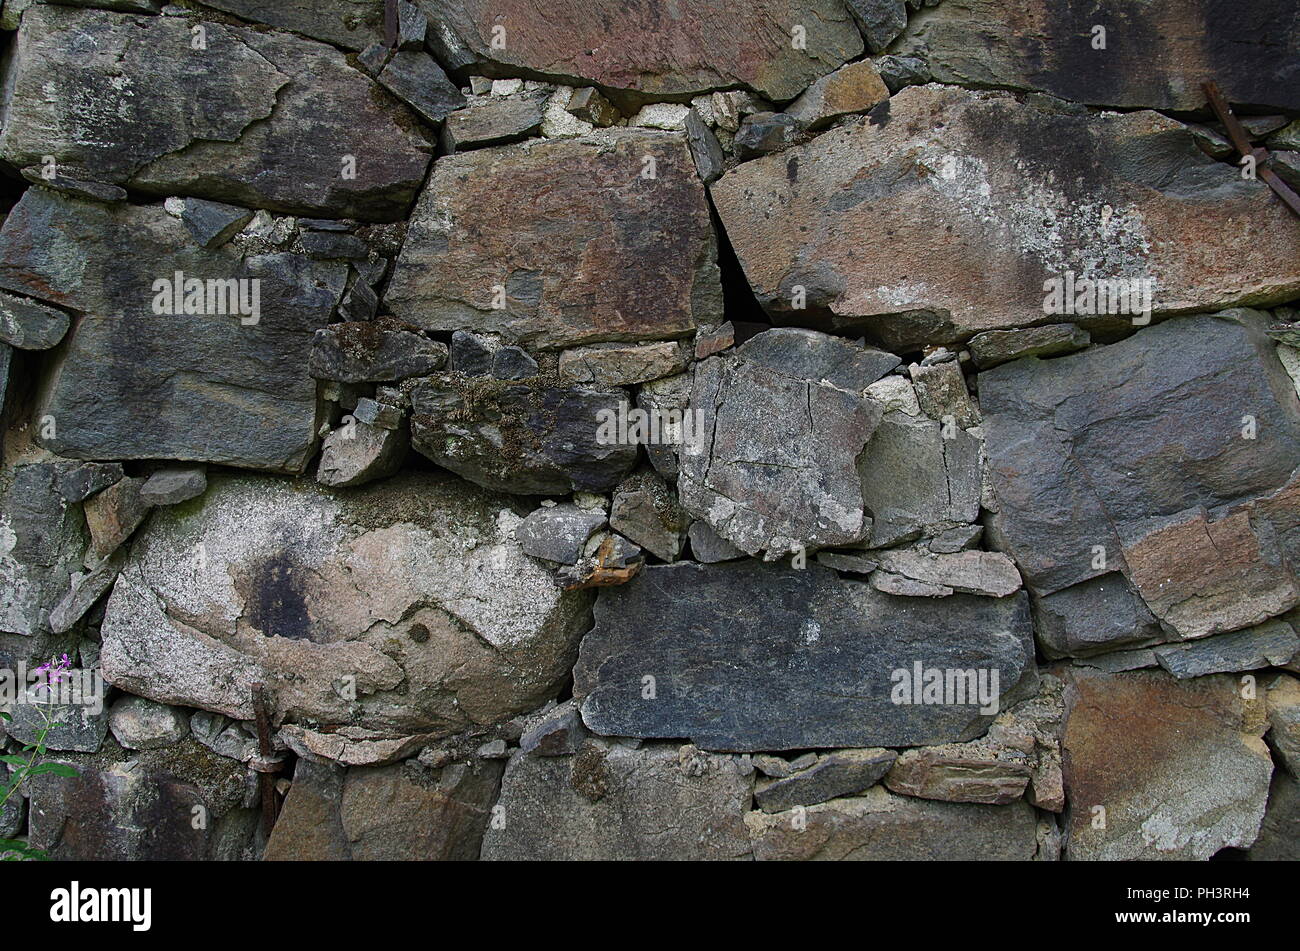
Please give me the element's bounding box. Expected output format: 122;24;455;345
884;751;1032;804
387;131;722;349
785;59;889;130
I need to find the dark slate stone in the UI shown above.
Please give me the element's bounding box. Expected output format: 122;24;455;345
174;198;255;250
874;53;931;92
410;373;639;494
450;329;496;375
441;95;546;152
755;747;897;812
516;505;608;565
1153;620;1300;679
309;322;449;383
1031;573;1164;659
733;112;800;159
0;290;71;350
55;462;124;504
574;561;1038;751
685;107;725;184
19;169;128;203
846;0;909;52
492;346;538;380
300;231;370;261
376;51;467;127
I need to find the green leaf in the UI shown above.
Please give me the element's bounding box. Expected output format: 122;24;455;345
0;755;27;768
25;763;79;778
0;711;10;721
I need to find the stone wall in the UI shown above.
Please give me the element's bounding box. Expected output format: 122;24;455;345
1;0;1298;861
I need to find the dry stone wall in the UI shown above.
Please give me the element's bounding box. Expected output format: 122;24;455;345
0;0;1298;861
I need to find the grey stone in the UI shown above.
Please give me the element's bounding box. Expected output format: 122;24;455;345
99;473;594;743
1266;675;1300;777
351;397;402;430
108;695;190;750
755;748;897;812
1248;772;1300;860
140;467;208;507
684;108;725;184
785;59;890;132
870;570;952;598
969;324;1091;370
20;171;127;204
687;521;745;563
928;524;983;553
170;198;255;250
316;419;408;488
1031;574;1163;659
873;53;930;92
55;463;124;505
0;6;433;221
871;549;1022;598
376;51;469;127
1153;621;1300;679
679;328;892;559
733;112;800;159
300;231;369;261
492;347;538;381
845;0;908;52
0;290;70;350
1072;648;1159;674
908;360;979;428
0;191;346;474
516;505;608;565
449;330;498;375
49;548;126;635
189;712;259;764
197;0;385;50
746;788;1040;860
83;477;152;565
519;700;588;757
1269;120;1300;152
636;372;693;481
575;561;1037;751
480;742;754;860
442;94;546;151
409;374;638;494
566;87;621;127
309;322;448;383
395;0;427;49
609;469;690;562
1270;150;1300;191
558;341;687;387
8;679;109;753
815;550;878;574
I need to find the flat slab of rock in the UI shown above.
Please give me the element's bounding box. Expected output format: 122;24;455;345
516;505;607;565
410;374;638;494
711;86;1300;347
786;59;889;131
968;324;1090;370
309;322;449;383
0;291;70;351
139;467;207;507
200;0;385;51
0;6;432;220
679;328;894;559
424;0;863;107
891;0;1300;112
884;750;1032;805
480;742;754;860
872;549;1021;598
0;190;346;474
558;341;687;387
1152;620;1300;679
386;131;721;349
1031;573;1162;659
575;561;1037;751
99;473;594;742
316;419;408;488
982;314;1300;604
1061;668;1272;860
745;786;1040;860
755;748;896;812
108;696;190;751
442;94;547;151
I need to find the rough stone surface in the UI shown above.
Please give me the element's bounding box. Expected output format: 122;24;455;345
558;342;686;388
0;190;344;473
1061;668;1272;861
198;0;386;51
516;506;608;565
755;748;896;812
387;132;722;350
746;787;1040;860
969;324;1091;370
1031;574;1162;659
0;6;433;220
0;291;70;351
480;742;754;860
575;561;1037;751
316;420;408;488
422;0;864;107
1153;621;1300;679
679;328;893;559
139;468;208;507
98;473;594;742
409;374;639;494
108;695;190;751
83;477;151;564
310;323;448;384
1266;675;1300;778
871;549;1021;598
443;94;547;151
1249;772;1300;860
891;0;1300;112
1;463;88;639
786;59;890;130
711;86;1300;346
609;469;690;562
8;680;109;753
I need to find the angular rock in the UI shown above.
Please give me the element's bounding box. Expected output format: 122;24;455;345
262;760;350;861
309;322;448;383
575;561;1037;751
0;291;70;351
83;477;151;564
815;550;878;574
190;712;260;764
1266;675;1300;777
636;371;694;481
410;374;638;494
1153;621;1300;679
422;0;863;107
845;0;908;52
908;360;978;428
755;748;896;812
0;191;345;474
199;0;386;50
1249;772;1300;860
687;521;745;563
352;397;403;430
516;505;608;566
684;108;725;184
1;463;88;639
387;131;722;349
480;742;754;860
609;469;690;562
567;88;621;127
734;112;801;158
316;419;408;488
0;6;432;220
558;341;686;387
108;696;190;751
871;549;1021;598
786;59;890;131
519;700;589;757
679;328;892;559
746;787;1040;860
8;678;109;753
139;467;208;507
890;0;1300;112
884;750;1032;805
49;548;126;635
873;53;930;92
1031;574;1163;659
982;313;1300;601
55;462;124;505
99;473;594;742
374;50;468;127
168;198;255;251
711;87;1300;346
968;324;1091;370
443;94;547;151
1061;668;1272;860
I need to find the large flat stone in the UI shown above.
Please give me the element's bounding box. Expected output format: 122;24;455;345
386;131;721;349
0;190;344;473
710;86;1300;347
892;0;1300;112
199;0;385;51
1061;668;1272;860
99;473;593;745
0;6;432;220
420;0;863;107
480;742;755;860
574;561;1037;751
